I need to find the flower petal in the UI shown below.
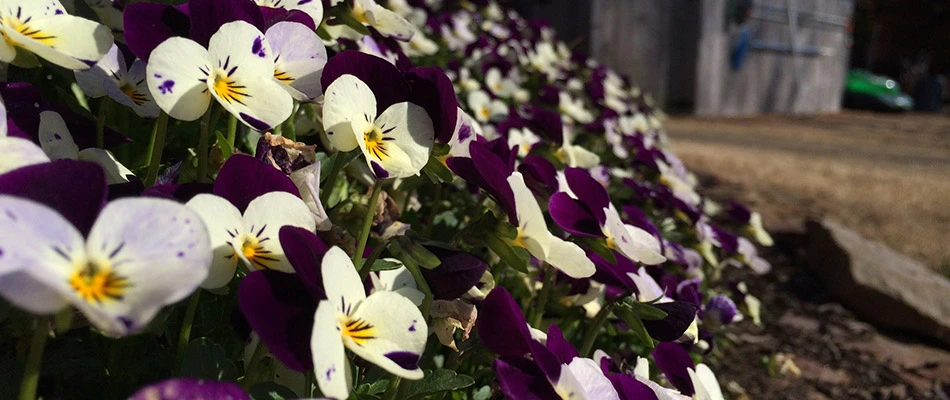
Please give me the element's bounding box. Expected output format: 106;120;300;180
0;137;49;175
239;270;317;371
311;300;352;399
0;159;106;236
367;4;414;41
477;287;533;357
185;194;244;289
345;291;427;379
364;101;433;179
146;37;212;121
74;43;120;98
545;237;596;279
279;225;329;300
36;111;78;160
494;357;559;400
549;192;601;237
689;364;724;400
207;21;292;131
320;246;366;313
122;3;190;61
406;67;459;143
419;246;488;300
557;357;620;400
4;14;113;70
0;194;83;283
265;21;327;101
129;378;251;400
320;51;409;115
0;270;68;314
78;198;212;335
241;191;316;273
186;0;265;47
651;342;695;395
322;74;376;152
105;60;161;118
213;154;300;213
76;148;135;185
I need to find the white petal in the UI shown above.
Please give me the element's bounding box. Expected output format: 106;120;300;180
37;111;79;160
2;14;113;70
76;148;134;184
0;38;13;64
627;267;669;303
689;364;724;400
0;270;68;314
555;357;619;400
367;4;415;41
289;162;332;231
266;21;328;101
321;246;366;313
0;195;83;281
240;191;316;273
74;43;120;98
363;102;433;179
375;265;424;306
0;137;50;175
5;1;68;18
146;37;212;121
312;300;353;400
345;291;426;379
257;0;324;26
0;92;7;136
508;172;550;253
185;194;245;289
603;207;666;265
79;198;212;335
749;212;774;247
106;60;161;118
322;74;376;152
545;237;596;279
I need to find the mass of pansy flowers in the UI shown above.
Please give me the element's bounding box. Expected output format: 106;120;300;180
0;0;774;399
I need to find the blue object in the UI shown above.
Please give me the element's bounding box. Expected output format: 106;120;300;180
731;25;750;70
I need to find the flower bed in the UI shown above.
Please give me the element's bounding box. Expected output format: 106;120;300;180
0;1;772;399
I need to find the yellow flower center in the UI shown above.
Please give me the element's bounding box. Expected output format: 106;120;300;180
509;227;527;248
1;14;57;47
234;234;278;270
478;106;491;120
68;260;130;304
120;83;147;106
351;3;370;24
338;314;376;347
363;126;391;160
209;68;249;105
274;68;293;83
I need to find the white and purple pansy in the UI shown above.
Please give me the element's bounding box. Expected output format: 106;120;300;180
75;44;160;118
322;73;434;179
265;21;328;102
312;246;427;399
256;0;325;27
146;20;293;131
0;0;114;70
0;193;212;336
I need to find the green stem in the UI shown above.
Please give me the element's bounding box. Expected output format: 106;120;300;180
95;99;108;149
19;316;50;400
175;291;201;372
358;240;389;280
352;181;383;268
381;376;402;400
579;303;615;357
226;114;238;151
144;112;169;186
320;152;346;205
197;108;212;183
531;265;557;329
242;341;269;390
402;256;434;319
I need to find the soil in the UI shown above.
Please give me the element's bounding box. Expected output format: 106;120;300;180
666;112;950;399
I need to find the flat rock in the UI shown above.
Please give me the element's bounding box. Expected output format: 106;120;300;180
806;219;950;345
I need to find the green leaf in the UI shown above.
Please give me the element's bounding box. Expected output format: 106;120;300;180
627;300;669;321
575;237;615;264
179;338;239;381
616;306;655;349
369;258;403;272
392;237;442;269
422;154;454;183
355;379;390;395
248;382;298;400
406;369;475;399
215;131;234;159
433;210;459;227
487;233;529;274
431;143;451;157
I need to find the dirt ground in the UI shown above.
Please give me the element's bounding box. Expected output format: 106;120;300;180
665;111;950;271
665;111;950;399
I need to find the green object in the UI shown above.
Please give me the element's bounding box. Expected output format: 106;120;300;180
844;69;914;111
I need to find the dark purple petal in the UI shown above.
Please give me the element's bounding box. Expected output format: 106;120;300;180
406;67;459;143
477;287;532;357
142;183;214;203
123;3;191;61
419;246;488;300
238;270;317;371
610;374;659;400
564;168;609;225
384;351;421;370
525;106;563;145
726;201;752;224
0;160;106;236
589;250;638;295
187;0;265;46
320;51;410;115
642;301;699;342
517;155;558;197
528;340;562;381
651;342;695;395
675;279;703;308
279;226;328;300
447;142;517;225
548;193;602;237
544;325;578;365
107;176;146;200
129;378;249;400
213;154;299;213
482;137;517;172
259;7;316;30
709;225;739;254
494;357;559;400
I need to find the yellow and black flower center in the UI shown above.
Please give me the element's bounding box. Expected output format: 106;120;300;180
199;57;250;105
274;68;294;83
339;314;376;347
68;260;130;304
363;121;398;161
1;11;57;47
120;83;147;106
